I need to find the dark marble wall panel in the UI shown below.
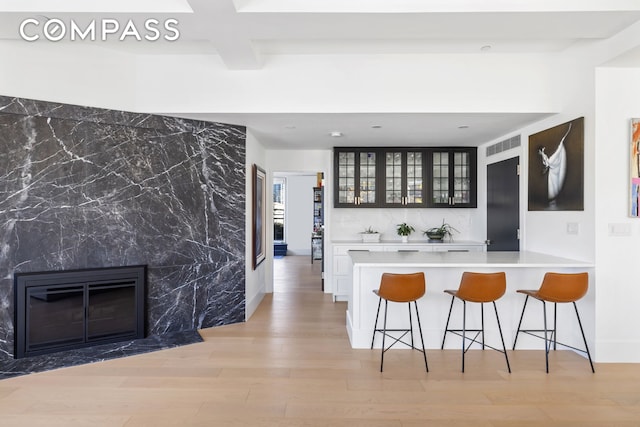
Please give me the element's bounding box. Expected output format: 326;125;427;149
0;96;246;358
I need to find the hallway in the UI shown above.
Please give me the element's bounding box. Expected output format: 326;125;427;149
1;256;639;426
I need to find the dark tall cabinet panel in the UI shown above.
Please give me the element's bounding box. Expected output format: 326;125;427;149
312;186;324;289
313;187;323;232
312;186;324;262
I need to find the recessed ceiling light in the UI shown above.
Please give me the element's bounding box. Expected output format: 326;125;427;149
480;45;492;52
330;131;343;137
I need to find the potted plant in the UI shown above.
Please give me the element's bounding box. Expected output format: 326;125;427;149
423;219;458;242
396;222;415;243
360;226;381;243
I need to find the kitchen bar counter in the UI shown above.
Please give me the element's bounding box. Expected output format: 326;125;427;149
346;250;594;352
349;250;592;268
330;240;486;301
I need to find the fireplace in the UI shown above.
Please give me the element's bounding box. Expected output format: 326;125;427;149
14;265;146;359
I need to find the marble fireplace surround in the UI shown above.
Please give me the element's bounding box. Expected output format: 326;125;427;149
0;95;246;377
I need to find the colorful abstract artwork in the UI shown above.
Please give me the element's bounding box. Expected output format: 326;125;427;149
631;119;640;217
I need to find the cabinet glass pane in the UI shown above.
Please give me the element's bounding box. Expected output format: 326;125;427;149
385;152;402;203
432;151;449;204
407;152;423;204
337;152;356;203
453;152;470;203
359;152;376;204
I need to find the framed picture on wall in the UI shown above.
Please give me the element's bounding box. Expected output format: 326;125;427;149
528;117;584;211
252;164;266;269
631;118;640;217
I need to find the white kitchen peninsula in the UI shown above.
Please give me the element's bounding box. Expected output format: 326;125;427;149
331;240;486;302
345;250;595;353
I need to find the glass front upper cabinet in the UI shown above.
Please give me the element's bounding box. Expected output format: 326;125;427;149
335;149;379;207
429;148;477;207
334;147;476;208
382;150;425;206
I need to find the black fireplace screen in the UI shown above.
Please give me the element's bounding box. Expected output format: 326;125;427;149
14;265;146;359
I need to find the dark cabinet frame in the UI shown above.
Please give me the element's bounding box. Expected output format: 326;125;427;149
426;147;477;208
334;146;477;208
333;148;383;208
380;149;428;207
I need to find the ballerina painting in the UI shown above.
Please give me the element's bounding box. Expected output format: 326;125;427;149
528;118;584;211
538;123;571;208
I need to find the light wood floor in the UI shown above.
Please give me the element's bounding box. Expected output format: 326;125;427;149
1;255;639;426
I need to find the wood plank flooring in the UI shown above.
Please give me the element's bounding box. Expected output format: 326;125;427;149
1;255;639;426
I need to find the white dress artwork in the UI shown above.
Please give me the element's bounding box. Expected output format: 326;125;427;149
539;123;571;206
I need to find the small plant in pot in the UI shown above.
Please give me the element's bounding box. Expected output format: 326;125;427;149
396;222;415;243
423;220;458;242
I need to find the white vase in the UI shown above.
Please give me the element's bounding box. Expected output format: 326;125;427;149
361;233;381;243
401;235;409;243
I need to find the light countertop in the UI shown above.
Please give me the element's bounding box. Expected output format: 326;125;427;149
332;239;486;245
348;250;593;268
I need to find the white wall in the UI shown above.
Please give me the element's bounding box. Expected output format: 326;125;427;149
518;51;597;263
282;174;317;255
132;53;559;115
0;41;137;111
594;66;640;362
245;130;268;320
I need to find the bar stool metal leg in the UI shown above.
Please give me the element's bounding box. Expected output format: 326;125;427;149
481;303;485;350
573;302;595;373
380;300;389;372
441;295;455;349
493;301;511;373
512;295;530;349
543;300;549;373
408;302;414;349
462;300;466;373
413;301;429;372
553;303;558;350
371;297;382;349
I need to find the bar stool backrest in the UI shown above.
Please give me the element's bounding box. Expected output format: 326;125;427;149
377;272;425;303
537;272;588;303
457;272;506;303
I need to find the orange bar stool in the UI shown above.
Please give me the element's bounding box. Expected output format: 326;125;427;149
441;272;511;373
371;272;428;372
512;272;594;373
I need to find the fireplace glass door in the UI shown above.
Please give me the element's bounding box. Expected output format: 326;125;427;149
27;285;85;353
87;283;136;341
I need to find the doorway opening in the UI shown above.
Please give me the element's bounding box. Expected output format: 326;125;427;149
273;177;287;257
272;171;325;293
